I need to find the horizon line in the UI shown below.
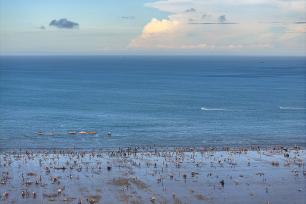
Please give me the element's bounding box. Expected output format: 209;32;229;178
1;53;306;57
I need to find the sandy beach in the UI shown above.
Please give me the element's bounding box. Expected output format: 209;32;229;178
0;146;305;204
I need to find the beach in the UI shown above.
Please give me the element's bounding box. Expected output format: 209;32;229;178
1;146;305;204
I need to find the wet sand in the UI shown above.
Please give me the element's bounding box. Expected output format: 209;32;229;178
0;147;305;204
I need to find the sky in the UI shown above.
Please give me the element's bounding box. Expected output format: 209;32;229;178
0;0;305;55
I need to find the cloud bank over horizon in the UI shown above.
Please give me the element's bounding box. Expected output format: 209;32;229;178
129;0;306;55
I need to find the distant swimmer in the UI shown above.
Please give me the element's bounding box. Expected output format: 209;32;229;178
107;132;112;137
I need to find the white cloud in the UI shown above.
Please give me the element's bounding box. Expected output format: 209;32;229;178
129;18;180;48
130;0;306;54
142;18;179;34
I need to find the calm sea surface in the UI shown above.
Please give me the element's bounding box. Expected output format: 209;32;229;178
0;56;305;149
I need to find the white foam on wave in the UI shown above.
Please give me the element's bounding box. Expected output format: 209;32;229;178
200;107;226;111
279;106;306;110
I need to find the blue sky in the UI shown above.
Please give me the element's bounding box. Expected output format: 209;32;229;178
0;0;305;55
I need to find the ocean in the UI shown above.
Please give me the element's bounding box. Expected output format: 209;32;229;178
0;56;305;149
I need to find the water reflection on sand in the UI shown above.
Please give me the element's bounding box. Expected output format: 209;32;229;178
0;146;305;204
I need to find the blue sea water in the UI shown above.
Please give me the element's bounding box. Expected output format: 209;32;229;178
0;56;305;149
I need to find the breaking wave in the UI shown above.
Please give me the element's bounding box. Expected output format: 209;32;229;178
279;106;306;110
200;107;226;111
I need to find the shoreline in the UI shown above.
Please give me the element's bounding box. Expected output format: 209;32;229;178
1;143;305;154
1;146;305;203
